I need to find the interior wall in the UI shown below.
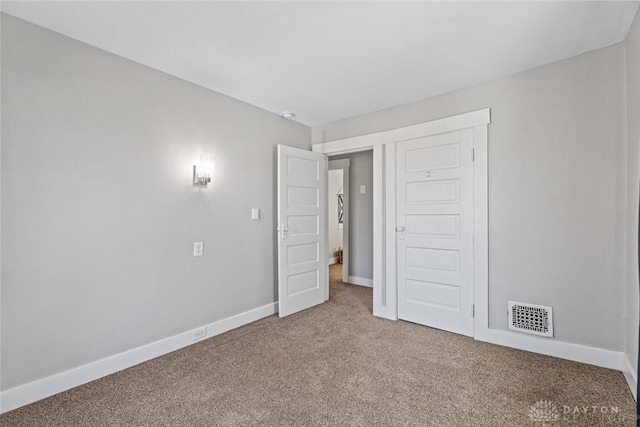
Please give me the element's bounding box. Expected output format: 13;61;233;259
330;151;373;281
0;14;310;390
327;170;343;261
313;45;626;352
625;9;640;378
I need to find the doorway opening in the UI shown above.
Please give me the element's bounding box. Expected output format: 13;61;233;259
327;151;374;300
328;165;346;280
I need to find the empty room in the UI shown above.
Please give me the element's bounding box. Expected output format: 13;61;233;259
2;1;640;426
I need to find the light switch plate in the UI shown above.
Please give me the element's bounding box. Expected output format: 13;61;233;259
360;185;366;194
193;242;204;257
251;208;260;220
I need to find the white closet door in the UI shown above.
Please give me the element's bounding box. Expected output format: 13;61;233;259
396;129;474;336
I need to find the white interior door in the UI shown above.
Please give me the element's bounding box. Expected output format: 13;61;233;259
396;129;474;336
277;145;327;317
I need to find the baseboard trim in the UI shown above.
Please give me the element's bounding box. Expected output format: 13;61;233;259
328;257;338;265
348;276;373;288
623;353;637;401
474;328;626;373
0;302;278;414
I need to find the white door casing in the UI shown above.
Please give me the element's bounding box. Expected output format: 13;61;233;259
277;145;327;317
312;108;489;327
396;129;474;336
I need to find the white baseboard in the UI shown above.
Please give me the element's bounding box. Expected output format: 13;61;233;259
474;328;627;373
348;276;373;288
623;353;637;401
328;257;338;265
0;302;278;414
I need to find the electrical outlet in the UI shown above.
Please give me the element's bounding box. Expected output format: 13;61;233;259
193;242;204;257
194;328;207;341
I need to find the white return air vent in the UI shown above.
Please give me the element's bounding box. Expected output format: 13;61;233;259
508;301;553;338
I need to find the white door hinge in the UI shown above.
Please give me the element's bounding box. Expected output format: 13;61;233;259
472;304;475;318
472;148;475;162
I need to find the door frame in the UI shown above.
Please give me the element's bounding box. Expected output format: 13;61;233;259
328;159;350;285
312;108;490;335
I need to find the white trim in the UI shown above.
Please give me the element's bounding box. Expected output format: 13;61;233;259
372;145;384;305
321;151;329;302
314;144;381;311
313;109;490;153
624;371;636;402
348;276;373;288
624;353;638;401
342;167;350;284
472;124;490;337
475;328;627;372
379;142;397;320
0;302;278;414
328;257;338;265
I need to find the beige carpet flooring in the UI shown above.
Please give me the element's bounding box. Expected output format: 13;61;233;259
1;264;636;426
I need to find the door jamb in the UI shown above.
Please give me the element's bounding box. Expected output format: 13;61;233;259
313;108;490;329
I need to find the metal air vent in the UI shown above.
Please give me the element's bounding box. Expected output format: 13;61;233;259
508;301;553;338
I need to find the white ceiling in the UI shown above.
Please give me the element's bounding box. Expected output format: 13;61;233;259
2;1;639;126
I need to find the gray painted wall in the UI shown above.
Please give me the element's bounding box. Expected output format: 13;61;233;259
625;9;640;377
1;14;310;390
314;45;626;351
330;151;373;280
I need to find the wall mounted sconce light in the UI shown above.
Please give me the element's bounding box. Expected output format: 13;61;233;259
193;153;213;186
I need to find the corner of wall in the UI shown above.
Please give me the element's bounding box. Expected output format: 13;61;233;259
623;5;640;401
